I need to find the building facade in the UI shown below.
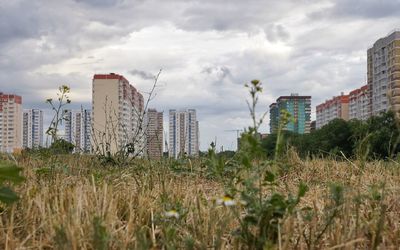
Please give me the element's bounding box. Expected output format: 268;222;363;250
92;73;145;155
146;109;163;159
64;109;91;152
368;31;400;116
169;109;199;158
269;103;279;133
316;94;349;129
269;94;311;134
349;85;370;121
23;109;43;149
0;93;22;153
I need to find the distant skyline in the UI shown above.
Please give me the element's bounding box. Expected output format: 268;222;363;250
1;0;400;150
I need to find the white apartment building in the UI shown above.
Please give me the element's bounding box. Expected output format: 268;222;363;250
92;73;145;156
368;31;400;115
349;85;370;121
316;94;349;129
64;109;92;152
0;93;22;153
23;109;43;149
169;109;199;158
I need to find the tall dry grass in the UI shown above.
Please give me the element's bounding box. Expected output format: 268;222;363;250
0;153;399;249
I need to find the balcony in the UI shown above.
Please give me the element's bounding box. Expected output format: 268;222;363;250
392;103;400;112
391;96;400;104
391;81;400;89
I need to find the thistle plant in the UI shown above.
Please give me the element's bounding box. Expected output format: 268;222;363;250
215;80;310;248
275;109;291;161
245;79;268;134
46;85;71;143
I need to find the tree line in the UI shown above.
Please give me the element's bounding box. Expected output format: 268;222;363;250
262;111;400;160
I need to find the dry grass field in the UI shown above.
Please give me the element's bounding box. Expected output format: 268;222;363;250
0;152;399;249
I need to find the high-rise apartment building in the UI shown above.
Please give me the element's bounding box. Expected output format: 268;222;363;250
0;93;22;153
349;85;370;121
23;109;43;149
269;103;279;133
92;73;145;155
368;31;400;116
316;94;349;129
146;109;163;159
269;94;311;134
169;109;199;158
64;109;92;152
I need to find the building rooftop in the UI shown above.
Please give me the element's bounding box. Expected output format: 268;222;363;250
276;95;311;101
316;94;349;111
93;73;129;83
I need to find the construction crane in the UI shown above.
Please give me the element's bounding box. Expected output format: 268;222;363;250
224;129;243;150
224;129;243;139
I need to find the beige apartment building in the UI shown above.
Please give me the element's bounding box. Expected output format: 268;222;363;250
316;94;349;129
146;109;163;159
92;73;145;156
388;33;400;116
0;93;22;153
368;31;400;116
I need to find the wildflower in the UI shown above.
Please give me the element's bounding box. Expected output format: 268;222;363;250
216;195;236;207
164;209;180;219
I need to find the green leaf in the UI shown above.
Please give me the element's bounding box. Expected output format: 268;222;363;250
0;163;25;184
264;170;275;183
329;183;344;206
297;182;309;198
243;215;258;225
0;187;19;205
241;155;251;168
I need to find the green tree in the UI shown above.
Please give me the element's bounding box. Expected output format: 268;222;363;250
49;139;75;154
314;119;354;156
366;111;400;159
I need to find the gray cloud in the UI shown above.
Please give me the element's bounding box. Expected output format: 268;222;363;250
264;24;290;43
129;69;155;80
309;0;400;20
201;65;232;81
74;0;124;7
0;2;42;45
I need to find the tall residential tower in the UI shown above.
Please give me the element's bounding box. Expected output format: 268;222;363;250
169;109;199;158
146;109;163;159
269;94;311;134
23;109;43;149
0;93;22;153
64;109;92;152
92;73;145;155
368;31;400;116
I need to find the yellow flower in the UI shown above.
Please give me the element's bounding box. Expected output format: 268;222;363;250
216;195;236;207
164;209;180;219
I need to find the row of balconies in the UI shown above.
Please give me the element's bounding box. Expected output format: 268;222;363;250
391;96;400;104
392;103;400;111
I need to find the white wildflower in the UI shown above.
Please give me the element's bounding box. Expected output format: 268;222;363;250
164;209;180;219
216;195;236;207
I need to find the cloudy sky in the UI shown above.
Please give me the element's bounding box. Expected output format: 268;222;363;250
1;0;399;150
